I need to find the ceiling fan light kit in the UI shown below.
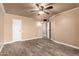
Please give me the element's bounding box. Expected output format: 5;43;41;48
38;11;44;15
30;3;54;15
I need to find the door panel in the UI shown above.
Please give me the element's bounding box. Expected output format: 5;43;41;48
12;19;22;41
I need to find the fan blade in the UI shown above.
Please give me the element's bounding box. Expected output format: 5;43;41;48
36;4;40;7
25;9;39;14
28;9;39;12
35;3;42;10
45;3;54;6
44;11;50;14
46;6;53;9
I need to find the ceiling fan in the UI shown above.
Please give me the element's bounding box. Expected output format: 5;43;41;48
30;3;54;15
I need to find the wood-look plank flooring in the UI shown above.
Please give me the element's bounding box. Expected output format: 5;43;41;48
0;38;79;56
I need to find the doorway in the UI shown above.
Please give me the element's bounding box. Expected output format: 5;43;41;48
42;21;51;39
12;19;22;41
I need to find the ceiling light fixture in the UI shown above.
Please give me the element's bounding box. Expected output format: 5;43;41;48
38;11;44;15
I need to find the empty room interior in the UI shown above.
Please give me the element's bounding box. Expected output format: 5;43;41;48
0;3;79;56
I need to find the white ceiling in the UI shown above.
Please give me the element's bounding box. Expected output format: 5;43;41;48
3;3;79;20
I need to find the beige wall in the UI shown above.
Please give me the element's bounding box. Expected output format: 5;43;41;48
22;17;42;39
4;13;42;42
51;7;79;47
0;4;4;45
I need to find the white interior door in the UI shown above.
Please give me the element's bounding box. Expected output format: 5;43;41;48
42;22;47;37
42;21;50;39
12;19;22;41
47;22;49;38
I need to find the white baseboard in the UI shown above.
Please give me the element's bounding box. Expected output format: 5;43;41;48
52;39;79;49
3;37;42;45
0;45;4;52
